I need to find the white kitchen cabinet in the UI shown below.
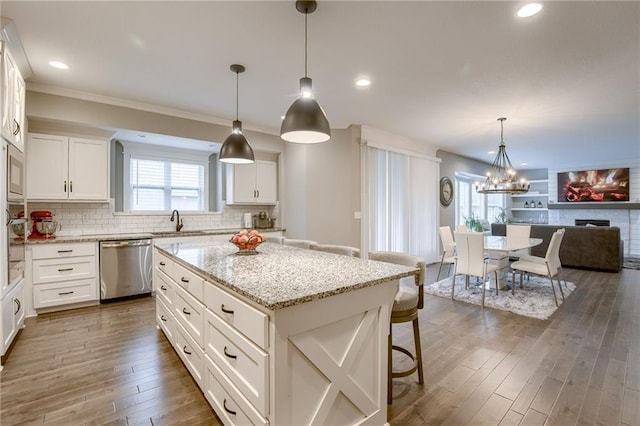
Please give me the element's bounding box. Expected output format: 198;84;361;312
1;41;26;152
27;133;109;201
226;160;277;205
1;278;25;360
509;179;549;224
30;242;99;310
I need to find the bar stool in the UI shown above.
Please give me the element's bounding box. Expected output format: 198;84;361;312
310;243;360;257
282;238;317;249
368;251;426;404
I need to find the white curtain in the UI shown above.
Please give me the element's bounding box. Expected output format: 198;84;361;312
367;146;439;263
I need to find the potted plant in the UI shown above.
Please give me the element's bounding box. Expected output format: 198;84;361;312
494;207;508;224
464;213;484;232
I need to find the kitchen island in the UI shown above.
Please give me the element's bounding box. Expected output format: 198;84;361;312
154;240;417;426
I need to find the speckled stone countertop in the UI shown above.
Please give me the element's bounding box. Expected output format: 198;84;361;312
156;240;418;310
24;228;286;244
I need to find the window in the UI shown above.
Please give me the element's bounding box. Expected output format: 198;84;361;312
455;172;505;227
120;141;210;212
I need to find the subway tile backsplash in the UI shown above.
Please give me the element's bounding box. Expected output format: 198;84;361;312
28;200;279;236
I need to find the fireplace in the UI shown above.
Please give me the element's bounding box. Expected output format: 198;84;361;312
575;219;610;227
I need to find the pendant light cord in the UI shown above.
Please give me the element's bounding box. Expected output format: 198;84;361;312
304;8;308;78
235;71;239;121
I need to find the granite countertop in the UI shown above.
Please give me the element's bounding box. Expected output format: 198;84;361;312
156;240;417;310
24;228;286;244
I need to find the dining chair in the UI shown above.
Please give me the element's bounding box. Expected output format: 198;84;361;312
506;224;531;260
437;226;456;281
451;231;499;308
368;251;426;405
455;224;468;232
510;229;565;305
311;243;360;257
518;228;568;294
282;238;318;249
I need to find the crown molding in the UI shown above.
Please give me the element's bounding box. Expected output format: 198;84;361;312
26;82;279;136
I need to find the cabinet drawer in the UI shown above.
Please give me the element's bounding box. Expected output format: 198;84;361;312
205;309;268;416
32;242;96;260
33;278;98;308
169;261;204;303
174;284;204;348
156;297;175;343
33;256;96;284
154;250;173;276
204;354;268;426
155;270;174;308
174;320;204;390
205;284;268;350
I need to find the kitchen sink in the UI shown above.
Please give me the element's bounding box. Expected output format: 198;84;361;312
151;230;207;237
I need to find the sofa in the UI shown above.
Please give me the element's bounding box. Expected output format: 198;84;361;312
491;223;623;272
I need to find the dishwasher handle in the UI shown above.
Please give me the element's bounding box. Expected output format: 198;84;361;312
101;239;152;249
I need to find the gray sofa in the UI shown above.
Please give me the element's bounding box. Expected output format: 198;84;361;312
491;223;623;272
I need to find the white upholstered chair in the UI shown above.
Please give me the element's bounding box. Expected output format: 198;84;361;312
506;224;531;260
368;251;426;404
510;229;565;305
451;231;499;308
437;226;456;281
311;243;360;257
455;224;468;232
282;238;317;249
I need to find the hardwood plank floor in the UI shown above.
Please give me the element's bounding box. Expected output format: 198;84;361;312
1;265;638;425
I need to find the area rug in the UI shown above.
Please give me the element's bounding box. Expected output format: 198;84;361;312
623;257;640;270
425;275;576;320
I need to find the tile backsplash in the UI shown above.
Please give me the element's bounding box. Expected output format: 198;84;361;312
27;200;279;236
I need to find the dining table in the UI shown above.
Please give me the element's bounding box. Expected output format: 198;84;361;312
484;235;543;289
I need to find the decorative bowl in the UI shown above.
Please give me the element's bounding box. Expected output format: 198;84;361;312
230;230;266;254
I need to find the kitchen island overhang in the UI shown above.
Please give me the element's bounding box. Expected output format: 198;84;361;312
154;240;418;425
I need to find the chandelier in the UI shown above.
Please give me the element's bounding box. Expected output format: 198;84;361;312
475;117;530;194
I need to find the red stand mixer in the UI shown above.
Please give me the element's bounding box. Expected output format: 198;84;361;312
28;211;59;239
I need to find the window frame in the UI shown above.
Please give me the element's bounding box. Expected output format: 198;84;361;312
454;171;505;227
122;143;210;213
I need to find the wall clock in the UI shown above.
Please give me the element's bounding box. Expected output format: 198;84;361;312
440;176;453;207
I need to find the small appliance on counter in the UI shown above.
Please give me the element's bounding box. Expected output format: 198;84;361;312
252;211;276;229
28;210;60;239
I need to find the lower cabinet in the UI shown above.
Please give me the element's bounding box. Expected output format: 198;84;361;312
1;278;25;358
155;249;269;425
30;242;99;310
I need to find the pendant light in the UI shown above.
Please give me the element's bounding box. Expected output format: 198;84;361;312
475;118;530;194
280;0;331;144
219;64;255;164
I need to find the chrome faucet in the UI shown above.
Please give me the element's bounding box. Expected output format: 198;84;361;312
170;209;184;232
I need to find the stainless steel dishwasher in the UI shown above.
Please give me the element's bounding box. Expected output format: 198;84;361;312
100;238;152;302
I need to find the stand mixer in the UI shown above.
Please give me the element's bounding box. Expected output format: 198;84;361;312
28;211;59;239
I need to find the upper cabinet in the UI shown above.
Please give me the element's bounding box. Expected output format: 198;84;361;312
226;160;277;205
27;133;110;202
0;41;26;152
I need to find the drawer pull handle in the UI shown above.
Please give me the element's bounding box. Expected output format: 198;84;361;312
58;291;74;295
183;346;191;355
160;315;167;322
57;250;73;253
180;277;189;283
182;308;191;315
220;304;234;315
58;268;74;272
160;285;167;291
14;298;21;315
223;399;236;416
159;261;166;266
223;346;237;360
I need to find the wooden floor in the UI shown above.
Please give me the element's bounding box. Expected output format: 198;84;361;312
1;265;638;425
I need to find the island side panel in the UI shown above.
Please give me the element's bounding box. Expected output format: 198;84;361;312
269;279;398;426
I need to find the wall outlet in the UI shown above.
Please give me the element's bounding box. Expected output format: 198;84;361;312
353;211;361;220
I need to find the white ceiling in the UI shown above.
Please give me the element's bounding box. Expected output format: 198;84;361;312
2;1;639;170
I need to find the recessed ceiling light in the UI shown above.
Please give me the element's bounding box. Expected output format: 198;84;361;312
517;3;543;18
280;115;285;120
520;162;528;166
488;151;496;155
355;78;371;87
49;60;70;70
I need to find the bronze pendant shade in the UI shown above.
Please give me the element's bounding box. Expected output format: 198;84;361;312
280;0;331;144
220;64;255;164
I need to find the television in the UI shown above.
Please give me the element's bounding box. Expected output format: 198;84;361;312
557;168;629;202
